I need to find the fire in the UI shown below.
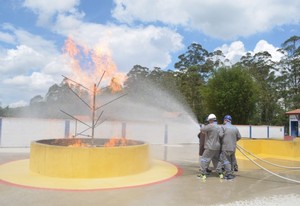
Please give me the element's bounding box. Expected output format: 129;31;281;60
63;37;127;93
110;77;123;92
68;139;89;147
104;137;129;147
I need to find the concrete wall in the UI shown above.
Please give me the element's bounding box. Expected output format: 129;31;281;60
236;125;284;139
237;139;300;158
0;117;285;147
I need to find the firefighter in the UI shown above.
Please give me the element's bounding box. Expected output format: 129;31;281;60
197;118;208;157
197;114;223;179
219;115;241;179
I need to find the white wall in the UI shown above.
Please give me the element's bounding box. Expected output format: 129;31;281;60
0;118;65;147
0;117;284;147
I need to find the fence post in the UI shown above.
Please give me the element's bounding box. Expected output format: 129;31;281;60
64;120;70;138
122;122;126;138
0;118;2;146
249;125;252;139
164;124;168;160
267;126;270;139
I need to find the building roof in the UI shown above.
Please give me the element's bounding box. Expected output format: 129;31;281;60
286;109;300;115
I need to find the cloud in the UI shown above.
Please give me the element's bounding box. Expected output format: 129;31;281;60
11;26;58;56
3;72;55;89
217;41;246;64
0;31;15;44
0;26;71;106
254;40;284;62
112;0;300;40
0;45;44;74
53;13;184;71
0;71;57;107
217;40;284;64
23;0;80;25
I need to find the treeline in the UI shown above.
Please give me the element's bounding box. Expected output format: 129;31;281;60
1;36;300;127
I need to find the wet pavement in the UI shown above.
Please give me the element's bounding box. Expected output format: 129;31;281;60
1;144;300;206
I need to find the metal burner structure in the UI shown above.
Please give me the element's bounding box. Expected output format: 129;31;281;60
60;72;126;144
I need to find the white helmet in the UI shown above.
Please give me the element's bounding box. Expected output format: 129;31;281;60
207;114;217;121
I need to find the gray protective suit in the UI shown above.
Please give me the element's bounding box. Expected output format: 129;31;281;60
199;123;223;175
219;122;241;175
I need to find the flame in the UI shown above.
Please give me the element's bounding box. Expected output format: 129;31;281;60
104;137;128;147
110;77;122;92
63;37;127;93
68;139;89;147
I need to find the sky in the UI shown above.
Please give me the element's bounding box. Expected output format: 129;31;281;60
1;0;300;107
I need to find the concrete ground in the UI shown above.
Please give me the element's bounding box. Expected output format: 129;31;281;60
1;144;300;206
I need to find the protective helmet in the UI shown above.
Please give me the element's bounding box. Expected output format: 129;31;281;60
224;115;232;122
207;114;217;121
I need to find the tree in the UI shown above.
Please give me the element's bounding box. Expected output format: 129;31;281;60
30;95;44;105
279;35;300;110
202;66;258;124
174;43;221;120
238;51;283;125
0;105;9;117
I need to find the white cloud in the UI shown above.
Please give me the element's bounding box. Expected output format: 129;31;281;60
9;100;28;108
217;40;284;64
112;0;189;25
217;41;246;64
0;71;57;107
0;31;15;44
23;0;80;25
3;72;56;89
53;14;184;71
0;45;44;74
22;1;185;71
0;26;71;106
43;55;71;75
12;28;58;56
254;40;284;62
112;0;300;40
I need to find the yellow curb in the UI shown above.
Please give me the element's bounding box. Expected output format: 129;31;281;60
0;159;180;191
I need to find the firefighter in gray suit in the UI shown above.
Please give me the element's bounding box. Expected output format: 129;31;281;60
197;114;223;179
219;115;241;180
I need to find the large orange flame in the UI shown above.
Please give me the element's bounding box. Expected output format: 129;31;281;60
63;37;127;92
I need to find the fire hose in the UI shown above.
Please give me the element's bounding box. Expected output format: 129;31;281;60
237;144;300;169
236;144;300;184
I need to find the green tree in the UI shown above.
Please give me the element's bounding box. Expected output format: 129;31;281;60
279;35;300;110
174;43;222;120
0;105;9;117
124;65;151;104
238;51;283;125
202;66;258;124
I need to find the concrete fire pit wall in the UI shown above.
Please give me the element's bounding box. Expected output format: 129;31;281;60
237;139;300;158
30;140;150;178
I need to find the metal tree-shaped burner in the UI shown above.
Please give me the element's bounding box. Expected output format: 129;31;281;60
60;71;126;144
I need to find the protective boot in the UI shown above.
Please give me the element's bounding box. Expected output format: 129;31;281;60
197;173;207;180
224;174;235;180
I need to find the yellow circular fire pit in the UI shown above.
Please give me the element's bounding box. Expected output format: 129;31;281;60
30;138;150;178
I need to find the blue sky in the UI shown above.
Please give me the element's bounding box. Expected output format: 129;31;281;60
1;0;300;107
